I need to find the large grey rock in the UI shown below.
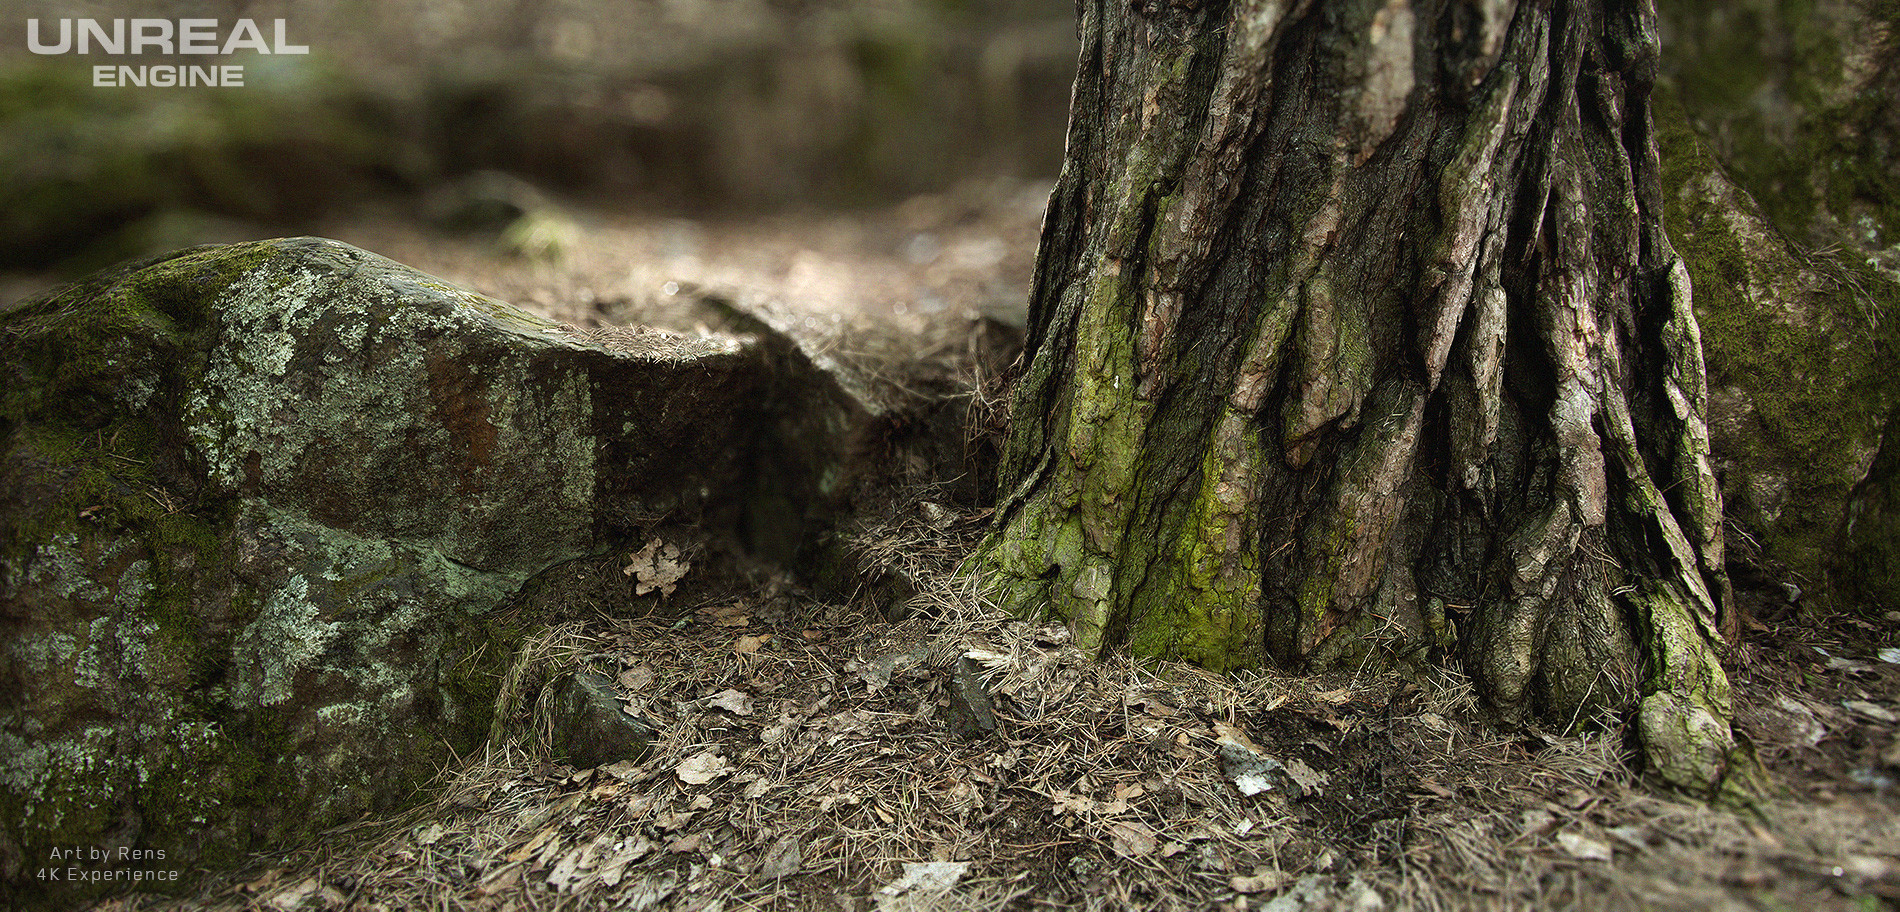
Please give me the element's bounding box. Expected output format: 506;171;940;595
1656;98;1897;609
1655;2;1900;611
0;238;777;907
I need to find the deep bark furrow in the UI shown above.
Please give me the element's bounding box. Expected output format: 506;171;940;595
981;0;1745;795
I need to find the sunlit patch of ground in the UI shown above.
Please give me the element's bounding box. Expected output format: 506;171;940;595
312;177;1049;334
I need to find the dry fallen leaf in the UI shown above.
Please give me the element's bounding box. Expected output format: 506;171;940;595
507;825;560;863
1212;721;1267;754
617;665;656;691
878;861;970;900
675;750;732;785
707;689;754;716
1051;791;1096;816
1282;758;1330;795
264;878;321;912
705;603;752;628
597;837;653;887
475;864;522;897
1230;867;1290;894
1107;819;1158;858
546;837;607;893
758;834;803;878
1556;830;1613;862
623;539;690;596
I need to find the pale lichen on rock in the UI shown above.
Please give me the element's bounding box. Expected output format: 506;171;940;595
0;237;839;908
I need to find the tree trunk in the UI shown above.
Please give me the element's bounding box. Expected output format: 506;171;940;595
980;0;1749;794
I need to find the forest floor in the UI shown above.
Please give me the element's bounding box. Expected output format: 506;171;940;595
81;181;1900;912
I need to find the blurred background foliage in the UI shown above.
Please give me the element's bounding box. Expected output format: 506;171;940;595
0;0;1078;276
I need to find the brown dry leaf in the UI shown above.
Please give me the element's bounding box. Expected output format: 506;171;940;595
1282;758;1329;795
761;717;795;745
624;539;690;596
705;604;752;628
1211;721;1267;754
675;750;733;785
1231;868;1290;894
1107;819;1158;858
507;825;559;863
240;868;285;894
1556;830;1613;862
1051;791;1096;816
601;759;645;781
707;689;754;716
475;863;522;897
546;837;606;892
735;633;773;655
759;834;804;878
264;878;320;912
598;837;653;887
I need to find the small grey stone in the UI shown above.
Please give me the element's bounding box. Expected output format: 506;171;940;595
550;672;656;771
942;656;999;738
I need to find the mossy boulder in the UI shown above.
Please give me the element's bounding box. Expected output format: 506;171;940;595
1658;0;1900;271
1656;95;1896;605
1656;0;1900;611
0;238;778;908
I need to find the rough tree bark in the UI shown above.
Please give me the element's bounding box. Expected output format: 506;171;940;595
980;0;1750;794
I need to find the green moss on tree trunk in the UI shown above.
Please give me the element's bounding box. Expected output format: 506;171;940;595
979;0;1753;795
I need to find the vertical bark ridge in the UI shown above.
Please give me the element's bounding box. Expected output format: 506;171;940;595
980;0;1745;794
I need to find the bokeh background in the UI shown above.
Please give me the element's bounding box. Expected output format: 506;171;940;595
0;0;1078;303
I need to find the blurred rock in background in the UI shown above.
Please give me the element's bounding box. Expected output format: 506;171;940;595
0;0;1077;285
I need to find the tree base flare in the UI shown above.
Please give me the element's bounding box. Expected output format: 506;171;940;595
980;0;1749;797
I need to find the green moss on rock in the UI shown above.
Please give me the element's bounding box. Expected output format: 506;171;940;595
1655;90;1896;600
0;238;781;909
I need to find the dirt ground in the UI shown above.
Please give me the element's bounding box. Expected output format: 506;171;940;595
79;184;1900;912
